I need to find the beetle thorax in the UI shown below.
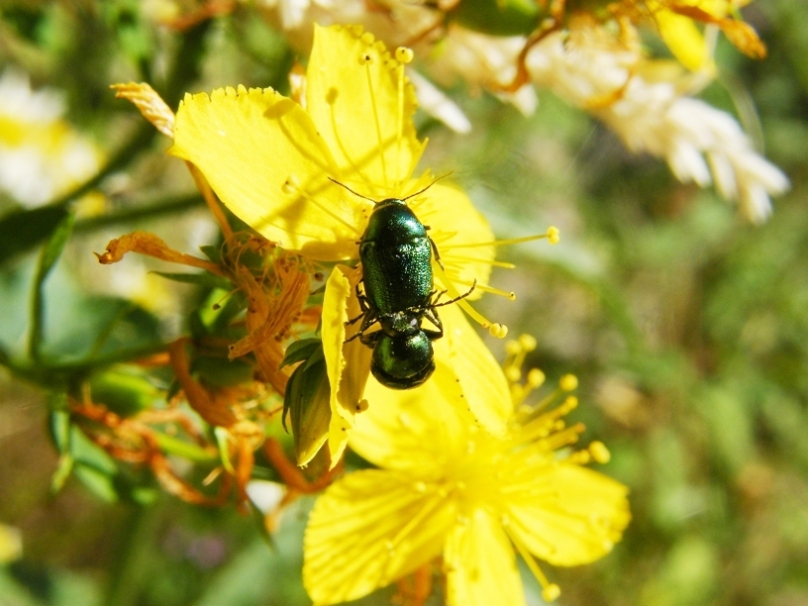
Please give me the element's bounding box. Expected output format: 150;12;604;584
381;311;422;336
362;201;427;244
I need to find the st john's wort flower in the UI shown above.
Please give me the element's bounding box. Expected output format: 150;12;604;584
167;24;556;464
304;335;630;605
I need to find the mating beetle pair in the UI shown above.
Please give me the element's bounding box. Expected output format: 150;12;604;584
333;180;473;390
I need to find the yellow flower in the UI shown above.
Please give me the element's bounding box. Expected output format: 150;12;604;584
168;24;552;465
649;0;766;70
0;523;22;564
303;340;630;605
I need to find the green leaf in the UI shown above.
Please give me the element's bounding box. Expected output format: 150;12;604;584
195;288;247;338
28;211;76;362
282;341;330;466
70;425;117;475
51;454;74;495
280;338;322;369
215;427;235;473
199;244;222;264
0;205;70;266
89;368;160;417
73;462;119;503
451;0;541;36
193;356;254;388
48;402;71;453
153;432;216;463
153;271;232;291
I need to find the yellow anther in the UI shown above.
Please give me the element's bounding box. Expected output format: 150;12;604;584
361;32;375;45
356;399;369;412
519;334;537;351
562;396;578;411
547;226;560;244
395;47;414;64
505;366;521;382
560;374;578;391
542;584;561;602
570;450;591;464
527;368;545;388
360;52;373;65
589;441;611;464
489;323;508;338
505;340;522;355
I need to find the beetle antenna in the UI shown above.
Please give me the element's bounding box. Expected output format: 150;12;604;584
328;177;378;204
401;172;453;202
432;280;477;308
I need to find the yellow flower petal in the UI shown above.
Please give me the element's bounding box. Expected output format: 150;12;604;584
304;469;455;605
170;86;363;260
348;302;512;441
505;463;631;566
655;11;710;71
444;508;525;606
0;523;22;564
414;181;495;299
351;367;473;473
321;265;371;467
433;304;511;436
660;0;766;60
306;24;425;195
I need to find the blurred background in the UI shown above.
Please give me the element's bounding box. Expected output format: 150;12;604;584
1;1;807;605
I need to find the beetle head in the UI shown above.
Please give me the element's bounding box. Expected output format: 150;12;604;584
371;331;435;390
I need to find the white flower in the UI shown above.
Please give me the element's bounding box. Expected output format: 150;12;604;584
422;25;538;116
0;69;102;207
256;0;333;30
526;31;789;223
407;69;471;134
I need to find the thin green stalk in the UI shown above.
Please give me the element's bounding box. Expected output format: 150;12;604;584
46;123;157;210
73;193;204;233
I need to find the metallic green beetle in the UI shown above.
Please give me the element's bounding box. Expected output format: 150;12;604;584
339;185;473;390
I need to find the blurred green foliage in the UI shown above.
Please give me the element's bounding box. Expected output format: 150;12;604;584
1;1;807;605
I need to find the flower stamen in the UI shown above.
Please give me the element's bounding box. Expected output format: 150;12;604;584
396;59;405;190
453;280;516;301
364;58;389;189
444;254;516;269
283;177;362;236
504;526;561;603
443;227;561;250
589;440;611;464
432;262;509;338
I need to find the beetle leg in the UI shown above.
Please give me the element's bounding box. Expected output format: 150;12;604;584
345;281;371;326
426;232;445;270
345;311;365;326
346;306;380;343
359;329;382;347
422;307;444;339
432;280;476;308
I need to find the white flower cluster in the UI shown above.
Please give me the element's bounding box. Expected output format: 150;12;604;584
526;31;789;222
0;69;102;207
